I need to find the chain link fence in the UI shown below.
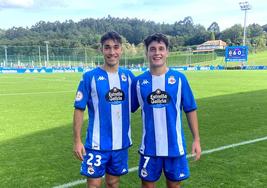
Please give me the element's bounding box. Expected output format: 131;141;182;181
0;45;215;68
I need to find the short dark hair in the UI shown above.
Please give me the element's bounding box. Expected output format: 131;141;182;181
100;31;122;46
144;33;169;50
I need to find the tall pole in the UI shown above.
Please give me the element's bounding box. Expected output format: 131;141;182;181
239;1;251;46
243;8;247;46
44;41;49;67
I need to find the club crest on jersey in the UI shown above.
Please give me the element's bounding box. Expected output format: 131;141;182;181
105;87;125;105
147;89;170;108
121;73;127;81
75;91;83;101
168;76;176;84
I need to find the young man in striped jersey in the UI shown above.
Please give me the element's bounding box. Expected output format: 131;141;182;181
132;33;201;188
73;31;134;188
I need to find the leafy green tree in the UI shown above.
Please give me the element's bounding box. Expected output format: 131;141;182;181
169;36;185;51
247;23;264;38
210;32;215;40
262;24;267;32
185;24;208;45
221;24;243;45
0;15;266;58
208;22;220;33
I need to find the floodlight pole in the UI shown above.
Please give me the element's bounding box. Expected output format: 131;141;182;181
44;41;49;67
239;1;251;46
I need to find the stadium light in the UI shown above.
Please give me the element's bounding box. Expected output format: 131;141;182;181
239;1;251;46
44;41;49;67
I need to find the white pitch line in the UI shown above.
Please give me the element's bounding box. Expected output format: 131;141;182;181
0;91;75;96
52;136;267;188
53;167;139;188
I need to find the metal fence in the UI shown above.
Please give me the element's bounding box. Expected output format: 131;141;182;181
0;45;215;68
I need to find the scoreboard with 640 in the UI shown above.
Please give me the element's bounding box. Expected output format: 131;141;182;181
225;46;248;62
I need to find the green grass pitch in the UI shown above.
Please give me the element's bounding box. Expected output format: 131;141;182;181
0;70;267;188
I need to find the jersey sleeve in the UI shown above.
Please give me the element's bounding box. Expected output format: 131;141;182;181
74;73;90;111
180;74;197;113
131;77;140;112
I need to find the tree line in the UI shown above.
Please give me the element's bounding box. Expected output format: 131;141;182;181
0;15;267;56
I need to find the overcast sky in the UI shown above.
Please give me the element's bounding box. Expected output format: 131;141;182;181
0;0;266;31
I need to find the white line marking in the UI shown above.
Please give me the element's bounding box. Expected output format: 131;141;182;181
52;136;267;188
0;91;75;96
22;78;77;83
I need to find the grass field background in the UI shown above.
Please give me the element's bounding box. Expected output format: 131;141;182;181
0;70;267;188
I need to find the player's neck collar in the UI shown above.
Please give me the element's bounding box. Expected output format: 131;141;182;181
100;65;119;74
150;67;169;76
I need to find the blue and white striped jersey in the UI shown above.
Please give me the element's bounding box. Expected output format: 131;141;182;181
132;69;197;157
74;67;134;151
